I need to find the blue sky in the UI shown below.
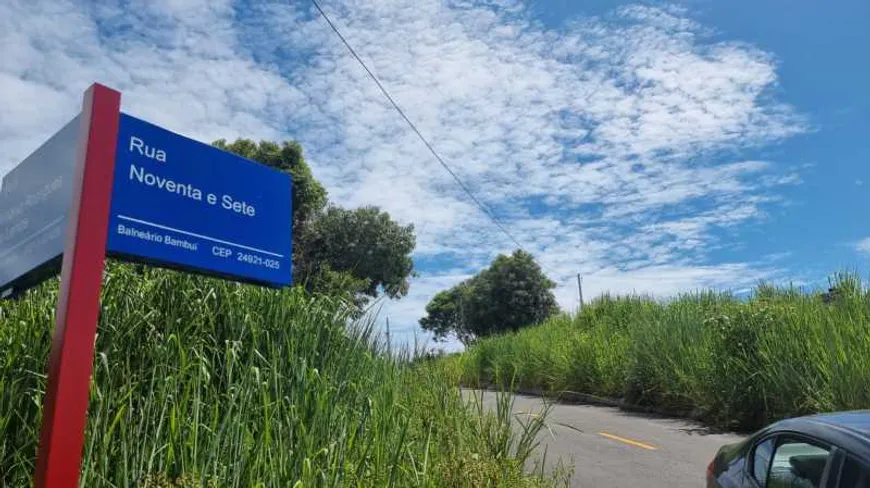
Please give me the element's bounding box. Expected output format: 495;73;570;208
2;0;869;351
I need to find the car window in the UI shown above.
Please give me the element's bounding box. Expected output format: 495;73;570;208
754;438;776;484
837;456;870;488
767;438;831;488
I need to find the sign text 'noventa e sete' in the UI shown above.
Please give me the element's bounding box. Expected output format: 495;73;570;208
127;137;257;216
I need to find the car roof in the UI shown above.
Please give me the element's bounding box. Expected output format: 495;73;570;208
770;411;870;462
810;411;870;435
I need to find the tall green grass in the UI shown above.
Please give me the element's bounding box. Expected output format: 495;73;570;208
1;263;561;487
451;274;870;432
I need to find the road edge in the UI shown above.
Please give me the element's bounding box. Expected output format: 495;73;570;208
486;386;705;421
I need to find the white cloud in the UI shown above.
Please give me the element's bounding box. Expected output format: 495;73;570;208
0;0;807;351
571;263;774;301
856;238;870;256
369;272;472;353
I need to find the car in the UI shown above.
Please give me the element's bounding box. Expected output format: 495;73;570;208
707;411;870;487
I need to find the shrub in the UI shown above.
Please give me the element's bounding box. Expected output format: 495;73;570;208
455;273;870;432
1;263;560;487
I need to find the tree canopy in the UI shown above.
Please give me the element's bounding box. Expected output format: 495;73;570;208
212;139;327;231
420;250;558;345
419;285;473;345
297;206;415;299
214;139;415;310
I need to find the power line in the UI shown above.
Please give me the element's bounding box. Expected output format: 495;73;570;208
310;0;556;275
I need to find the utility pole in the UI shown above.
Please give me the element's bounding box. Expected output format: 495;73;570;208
386;317;392;356
577;273;584;311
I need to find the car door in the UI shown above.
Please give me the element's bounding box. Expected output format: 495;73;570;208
746;434;837;488
830;452;870;487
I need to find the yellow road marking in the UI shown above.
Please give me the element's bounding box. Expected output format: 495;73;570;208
598;431;658;451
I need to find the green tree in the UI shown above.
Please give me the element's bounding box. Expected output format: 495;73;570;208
298;206;416;300
214;139;416;309
419;284;475;346
420;250;558;344
303;263;373;314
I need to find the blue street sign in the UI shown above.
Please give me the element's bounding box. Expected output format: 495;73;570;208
0;116;79;296
107;114;292;287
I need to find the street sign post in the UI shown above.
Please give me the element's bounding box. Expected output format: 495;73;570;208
33;84;121;488
107;114;292;286
0;82;294;487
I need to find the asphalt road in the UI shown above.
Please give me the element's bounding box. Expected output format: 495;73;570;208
470;391;747;488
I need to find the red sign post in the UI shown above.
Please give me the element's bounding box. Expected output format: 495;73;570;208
34;83;121;488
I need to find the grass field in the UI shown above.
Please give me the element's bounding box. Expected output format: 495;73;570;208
450;274;870;432
1;263;563;487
